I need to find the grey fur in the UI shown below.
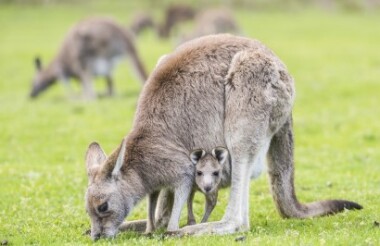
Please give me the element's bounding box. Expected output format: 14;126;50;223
31;17;147;99
84;34;362;239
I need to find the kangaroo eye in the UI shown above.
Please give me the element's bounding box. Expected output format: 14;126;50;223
213;171;219;177
97;202;108;213
196;171;203;176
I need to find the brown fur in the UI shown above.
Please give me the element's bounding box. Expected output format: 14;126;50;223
85;34;362;239
31;17;147;99
130;12;155;35
180;9;240;44
158;4;196;38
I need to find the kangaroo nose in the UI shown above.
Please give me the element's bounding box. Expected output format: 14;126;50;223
92;232;101;241
204;186;212;193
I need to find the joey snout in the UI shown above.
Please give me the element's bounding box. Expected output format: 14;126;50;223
203;185;213;193
91;232;101;241
200;181;216;194
198;174;217;194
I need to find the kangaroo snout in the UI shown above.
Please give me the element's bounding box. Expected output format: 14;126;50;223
91;232;101;241
30;91;38;99
91;230;117;241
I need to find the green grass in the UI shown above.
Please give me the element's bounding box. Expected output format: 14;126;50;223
1;2;379;245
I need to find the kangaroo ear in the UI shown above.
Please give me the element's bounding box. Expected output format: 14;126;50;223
112;138;127;176
99;138;127;178
190;149;206;165
212;147;229;165
34;57;42;71
85;142;107;177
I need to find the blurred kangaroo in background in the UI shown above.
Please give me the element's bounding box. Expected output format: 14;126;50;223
157;4;196;38
130;12;155;36
128;5;195;39
129;6;238;42
179;9;240;44
84;34;362;240
31;17;147;99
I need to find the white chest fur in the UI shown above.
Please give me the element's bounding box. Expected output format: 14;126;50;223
91;56;122;76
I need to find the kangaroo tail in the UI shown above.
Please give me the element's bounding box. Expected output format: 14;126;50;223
122;29;148;84
267;115;362;218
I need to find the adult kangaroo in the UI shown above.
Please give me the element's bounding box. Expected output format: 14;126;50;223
31;17;147;99
84;34;362;239
179;9;240;44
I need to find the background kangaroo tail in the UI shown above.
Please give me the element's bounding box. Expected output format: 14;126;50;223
123;29;148;84
266;115;362;218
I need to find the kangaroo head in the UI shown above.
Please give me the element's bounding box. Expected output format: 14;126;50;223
30;57;57;98
190;147;229;194
85;139;134;240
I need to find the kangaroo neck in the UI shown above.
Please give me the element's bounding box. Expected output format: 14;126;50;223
121;129;189;194
119;169;147;207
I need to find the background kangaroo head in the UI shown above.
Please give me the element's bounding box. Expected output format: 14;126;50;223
85;139;133;240
190;147;229;194
30;57;57;98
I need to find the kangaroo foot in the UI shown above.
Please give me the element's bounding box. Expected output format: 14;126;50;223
170;220;246;236
118;219;147;233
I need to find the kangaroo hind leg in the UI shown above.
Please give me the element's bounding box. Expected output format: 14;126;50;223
146;190;160;233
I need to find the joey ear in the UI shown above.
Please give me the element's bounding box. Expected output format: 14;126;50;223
212;147;229;165
34;57;42;71
85;142;107;177
190;149;206;164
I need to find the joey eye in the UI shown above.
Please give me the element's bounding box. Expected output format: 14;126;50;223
97;202;108;213
196;171;203;176
213;171;219;177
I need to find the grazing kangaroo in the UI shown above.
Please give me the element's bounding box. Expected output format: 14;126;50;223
84;34;362;240
179;9;240;44
31;17;147;99
157;4;196;38
130;12;155;36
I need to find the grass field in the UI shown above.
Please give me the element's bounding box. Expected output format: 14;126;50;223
0;2;379;245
